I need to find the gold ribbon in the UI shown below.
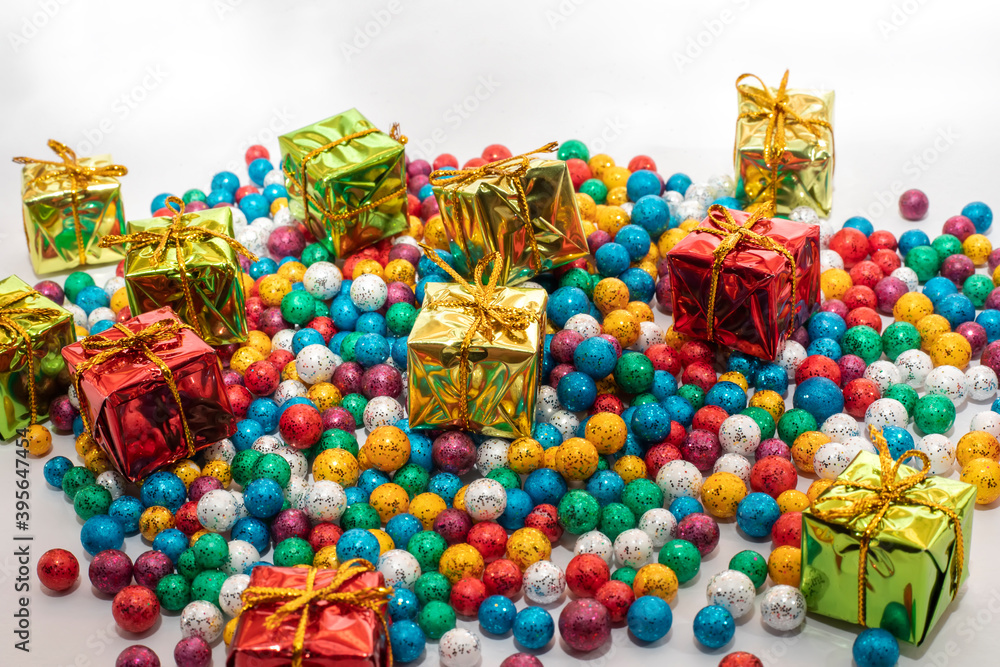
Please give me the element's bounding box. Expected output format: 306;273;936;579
419;244;539;430
810;425;966;627
283;123;408;237
0;291;63;428
736;71;832;215
71;318;198;458
428;142;558;273
239;559;394;667
99;196;258;339
701;204;798;341
13;139;128;266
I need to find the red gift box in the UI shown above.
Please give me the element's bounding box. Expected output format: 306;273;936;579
666;205;820;360
62;306;235;482
228;563;391;667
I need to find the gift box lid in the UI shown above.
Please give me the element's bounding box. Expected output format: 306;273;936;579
279;108;404;181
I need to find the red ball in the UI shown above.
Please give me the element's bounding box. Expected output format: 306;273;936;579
234;184;259;203
278;404;323;449
645;344;681;375
842;285;877;311
483;558;523;597
112;585;160;633
719;652;764;667
267;349;295;374
692;405;729;435
871;248;901;276
245;144;269;165
481;144;512;162
462;156;487;170
307;316;337;343
591;394;624;415
795;354;841;387
771;511;802;548
664;420;687;447
681;361;717;392
845;307;882;333
244;360;280;396
565;553;611;598
645;443;682;478
450;576;488;617
566;158;593;190
116;259;126;278
867;230;897;252
467;521;508;563
524;504;563;543
843;378;881;419
406;193;421;217
174;501;203;536
595;579;635;622
37;548;79;591
559;598;611;652
226;384;253;419
829;228;870;269
628;155;657;172
308;522;343;552
750;456;798;498
679;340;714;367
433;154;459;171
848;260;884;289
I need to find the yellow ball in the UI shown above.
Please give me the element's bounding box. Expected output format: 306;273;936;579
960;458;1000;504
74;324;88;339
792;431;831;474
409;492;447;529
596;205;630;237
352;259;384;280
257;274;292;308
76;433;98;458
453;485;469;512
929;332;972;368
663;325;691;350
312;448;360;487
602;166;631;190
820;268;852;300
403;215;423;241
700;472;747;519
993;264;1000;287
189;529;211;545
658;228;688;254
84;448;113;474
585;413;628;455
201;461;232;488
423;216;449;250
314;545;340;569
956;431;1000;467
110;288;129;314
767;545;802;586
307;382;342;412
505;527;552;571
555;437;599;481
606;185;629;206
369;483;410;522
230;347;265;375
270;197;288;215
776;489;811;514
439;543;485;583
963;233;992;265
916;314;952;351
749;390;786;422
224;617;239;645
718;372;748;392
632;563;679;602
21;424;52;456
587;153;615;179
582;221;597;237
508;437;545;474
245;330;272;357
595;376;619;395
543;447;559;470
384;258;416;285
363;426;411;472
612;455;647;484
576;193;597;221
893;292;934;325
370;528;395;555
603;309;640;348
281;361;299;382
139;506;175;541
239;273;255;298
593;278;630;315
626;301;654;323
806;478;835;504
277;261;307;283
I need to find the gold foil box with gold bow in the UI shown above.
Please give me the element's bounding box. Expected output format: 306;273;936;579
279;108;408;258
13;139;128;274
735;71;834;217
0;276;74;440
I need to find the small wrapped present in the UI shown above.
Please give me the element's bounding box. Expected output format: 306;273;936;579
13;139;128;274
735;70;835;216
62;307;236;482
666;204;820;360
228;560;392;667
430;142;589;286
802;426;975;645
100;197;257;346
408;247;547;438
0;277;74;440
280;108;408;258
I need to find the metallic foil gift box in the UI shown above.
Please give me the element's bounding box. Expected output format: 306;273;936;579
102;197;256;346
734;71;834;217
802;430;975;645
408;250;547;438
0;276;74;440
431;143;589;286
666;205;820;360
280;108;408;258
62;307;236;482
13;139;127;274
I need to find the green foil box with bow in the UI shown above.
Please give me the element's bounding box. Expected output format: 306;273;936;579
802;443;975;645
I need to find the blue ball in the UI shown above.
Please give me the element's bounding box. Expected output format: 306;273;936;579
557;372;597;412
211;171;240;193
631;403;671;443
806;337;842;361
991;396;1000;415
513;606;555;650
328;331;351;355
243;478;285;518
248;158;274;186
247;398;280;432
808;311;847;342
391;337;409;369
665;173;692;194
89;320;115;335
80;514;126;555
661;395;695;427
43;456;73;488
712;196;741;210
240;193;270;221
615;224;652;262
356;312;388;336
388;619;426;663
73;414;85;437
233;419;265;451
140;471;187;512
852;628;900;667
480;595;517;635
626;170;662;202
619;267;656;303
843;216;874;237
427;472;462;506
345;486;369;506
330;296;361;331
898;229;931;258
936;293;976;328
627;595;673;642
388;588;420;622
75;285;110;314
232;517;270;554
547;286;591;328
533;422;564;449
359;469;391;497
354;333;390;367
573;336;618;380
417;183;434;201
651;370;678;400
292;328;326;354
498;488;533;531
794;377;844;424
669;496;703;522
726;351;760;379
881;425;914;459
594;243;631;277
206;189;234;206
736;492;781;538
524;468;568;506
406;433;433;470
978;309;1000;343
279;256;300;267
337;528;381;565
385;514;423;552
615;433;644;460
631;195;670;237
150;192;173;214
587;470;625;507
249;257;278;279
152;528;189;564
962;201;993;234
922;276;957;306
704;381;747;415
262;183;287;203
692;604;735;649
754;363;789;395
417;251;453;280
108;495;144;535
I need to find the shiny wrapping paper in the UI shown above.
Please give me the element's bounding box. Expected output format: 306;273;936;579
0;276;74;440
120;206;249;346
408;281;547;438
432;156;589;286
227;566;389;667
279;109;407;258
61;308;235;482
802;451;975;645
666;208;820;360
735;73;835;216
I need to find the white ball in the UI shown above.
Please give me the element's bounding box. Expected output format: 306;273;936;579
708;173;735;197
296;344;339;385
304;480;347;523
820;249;845;272
712;453;752;487
864;398;909;430
895;349;933;388
303;261;343;300
87;307;116;328
614;528;653;568
439;628;482;667
95;470;127;500
68;384;80;409
273;447;309;479
377;549;422;591
638;508;677;548
103;275;127;298
820;413;859;443
273;379;308;405
924;366;967;403
272;328;295;352
706;569;756;619
760;584;807;631
817;220;835;249
363;396;405;430
180;600;224;642
634;321;665;352
775;341;807;374
350;273;388;312
272;207;293;227
813;442;853;480
523;560;566;604
685;183;715;207
842;436;876;459
548;410;579;441
223;540;260;576
718;414;761;455
230;490;248;520
891;266;920;292
655;460;703;503
970;411;1000;439
535;385;559;424
229;206;248;229
915;434;956;475
864;361;902;393
476;438;510;476
64;302;87;328
284;476;310;508
197;489;239;532
464;478;507;521
249;216;275;237
967;366;999;401
677;198;707;223
218;574;251;617
236;226;267;256
574;531;613;565
564;313;601;339
252;435;285;454
263;169;284;188
203;438;236;465
790;206;819;224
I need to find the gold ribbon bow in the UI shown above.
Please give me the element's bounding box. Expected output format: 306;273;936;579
810;425;966;627
736;71;832;215
701;204;798;341
0;291;63;429
13;139;128;266
429;142;559;273
99;196;258;340
283;123;408;237
72;318;197;458
239;559;394;667
419;244;539;430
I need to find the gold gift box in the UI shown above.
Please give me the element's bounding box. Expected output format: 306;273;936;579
279;108;408;258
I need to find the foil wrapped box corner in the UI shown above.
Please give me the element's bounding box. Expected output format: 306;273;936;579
61;307;235;482
407;282;547;438
802;450;976;645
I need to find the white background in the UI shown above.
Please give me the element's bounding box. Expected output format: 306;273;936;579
1;1;1000;665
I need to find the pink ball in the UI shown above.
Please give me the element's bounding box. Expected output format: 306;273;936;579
407;159;432;179
432;431;476;475
116;645;160;667
34;279;64;304
386;281;416;307
559;598;611;652
89;549;133;596
361;364;403;399
222;370;244;386
587;230;612;254
819;299;849;319
957;322;989;357
271;508;311;543
940;254;975;287
49;394;78;431
432;507;473;545
655;276;672;314
874;277;908;314
388;244;420;266
899;189;929;221
982;341;1000;375
332;361;363;396
408;174;430;195
988;248;1000;275
549;363;576;389
943;215;976;241
500;654;544;667
259;308;289;337
133;550;174;589
789;326;810;347
267;225;306;258
676;512;720;556
681;429;721;472
755;438;791;460
837;354;868;386
173;636;211;667
322;406;357;433
187;475;222;502
597;334;622;357
550;329;584;364
420;197;439;219
984;288;1000;312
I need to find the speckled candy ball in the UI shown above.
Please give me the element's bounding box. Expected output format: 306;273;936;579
559;598;611;652
116;645;161;667
759;584;807;631
706;569;756;619
853;628;901;667
513;606;555;651
676;513;719;556
179;600;224;642
524;559;566;604
350;274;388;312
112;585;161;633
433;432;477;475
90;548;134;595
295;344;339;385
439;627;482;667
133;550;173;589
173;636;210;667
377;549;422;591
464;478;508;521
37;548;80;591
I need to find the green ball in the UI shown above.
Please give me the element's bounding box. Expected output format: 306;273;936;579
610;565;637;588
182;188;207;204
879;600;912;641
883;383;918;418
741;406;776;440
881;322;921;361
191;569;227;607
340;332;365;362
273;537;315;567
300;242;332;267
559;268;594;298
64;271;95;303
393;464;430;498
386;302;418;337
193;533;229;570
777;408;818;445
155;573;191;611
313;298;328;319
61;466;95;500
621;478;663;518
73;484;112;520
341;393;368;425
231;449;263;487
598;502;636;541
614;352;654;395
841;325;883;365
177;548;202;581
486;467;520;490
677;383;705;410
557;489;601;535
414;571;451;605
729;549;768;588
417;600;456;640
631;393;659;407
407;531;447;572
595;457;609;472
658;539;702;583
40;351;65;377
913;393;956;434
579;179;608;205
253;453;292;487
963;274;994;308
930;234;962;263
905;245;941;283
316;428;359;457
557;139;590;162
280;291;316;326
341;502;381;530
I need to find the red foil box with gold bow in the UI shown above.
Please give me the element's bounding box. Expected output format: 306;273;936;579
228;562;391;667
666;205;820;360
13;139;128;274
61;307;235;482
